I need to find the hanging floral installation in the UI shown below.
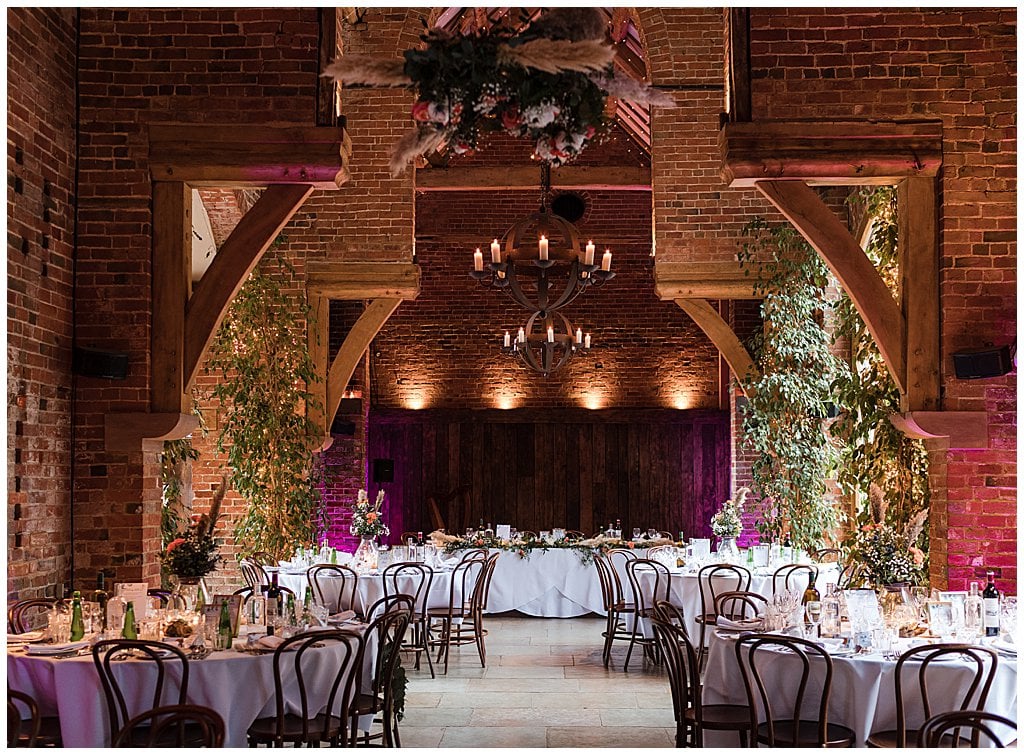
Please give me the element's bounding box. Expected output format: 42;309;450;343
322;8;673;175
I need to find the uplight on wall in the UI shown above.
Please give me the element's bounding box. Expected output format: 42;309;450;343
495;395;518;410
404;394;427;410
581;391;605;410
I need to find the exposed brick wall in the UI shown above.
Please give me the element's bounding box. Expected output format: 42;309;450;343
7;8;78;599
749;7;1017;592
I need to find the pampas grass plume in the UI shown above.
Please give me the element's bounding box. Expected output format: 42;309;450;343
591;72;677;108
389;126;446;177
497;39;614;74
321;56;411;87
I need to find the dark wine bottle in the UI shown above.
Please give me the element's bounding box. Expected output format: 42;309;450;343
265;572;281;635
802;572;820;605
983;570;1000;637
218;598;233;650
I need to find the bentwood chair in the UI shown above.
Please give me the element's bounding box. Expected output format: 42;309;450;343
113;704;225;748
427;556;486;674
653;599;690;640
93;640;194;746
8;598;65;634
651;616;752;747
624;558;671;670
349;596;413;747
249;551;277;568
735;634;856;747
714;590;769;623
918;711;1017;748
594;553;636;666
8;690;40;747
695;564;751;669
239;558;269;590
247;630;364;747
866;643;999;748
383;562;436;678
307;564;360;615
771;563;819;595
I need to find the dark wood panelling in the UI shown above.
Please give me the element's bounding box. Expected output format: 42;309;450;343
367;408;730;542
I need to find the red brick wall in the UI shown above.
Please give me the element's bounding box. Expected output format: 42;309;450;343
748;7;1017;591
7;8;78;599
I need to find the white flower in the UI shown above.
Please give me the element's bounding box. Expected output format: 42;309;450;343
522;102;560;129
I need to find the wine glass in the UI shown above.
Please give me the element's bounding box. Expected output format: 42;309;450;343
647;528;658;540
1001;596;1017;641
804;600;822;638
510;527;519;542
632;528;642;541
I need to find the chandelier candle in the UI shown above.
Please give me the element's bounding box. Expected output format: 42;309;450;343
585;240;595;266
547;325;555;343
601;250;612;271
491;239;501;263
473;249;483;271
584;334;592;349
504;331;511;348
576;328;583;344
539;235;549;260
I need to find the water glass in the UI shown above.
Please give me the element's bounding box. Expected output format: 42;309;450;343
647;528;658;540
820;600;841;638
804;601;822;639
540;530;551;543
1001;596;1017;641
871;626;895;653
82;601;103;633
47;609;71;643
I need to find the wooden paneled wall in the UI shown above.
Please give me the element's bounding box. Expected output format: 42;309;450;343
365;408;730;542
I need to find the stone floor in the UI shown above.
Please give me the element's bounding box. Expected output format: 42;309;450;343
396;615;678;748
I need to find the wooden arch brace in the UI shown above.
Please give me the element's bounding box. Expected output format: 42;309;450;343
674;299;759;393
755;180;908;393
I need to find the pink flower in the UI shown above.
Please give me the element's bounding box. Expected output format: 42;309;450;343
365;512;378;523
584;126;596;139
411;101;431;122
909;546;925;565
501;107;522;131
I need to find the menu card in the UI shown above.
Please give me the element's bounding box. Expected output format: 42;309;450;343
115;582;151;619
204;594;243;636
495;524;511;540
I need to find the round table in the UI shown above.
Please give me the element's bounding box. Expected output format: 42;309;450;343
278;568;457;616
701;630;1018;747
7;628;373;748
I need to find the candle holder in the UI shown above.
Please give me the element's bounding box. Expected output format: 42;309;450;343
501;311;591;376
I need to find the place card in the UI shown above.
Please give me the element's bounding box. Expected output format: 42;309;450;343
495;524;511;540
205;594;243;636
114;582;151;619
939;591;967;627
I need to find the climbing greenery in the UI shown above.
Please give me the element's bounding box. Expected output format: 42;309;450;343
205;255;325;560
738;219;843;550
832;187;930;563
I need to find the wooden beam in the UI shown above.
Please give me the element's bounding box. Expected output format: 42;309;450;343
151;182;191;413
725;8;751;122
105;412;200;453
416;165;651;192
316;8;340;127
184;184;315;389
755;180;908;392
675;298;758;393
308;293;329;447
898;177;940;411
149;125;351;189
306;262;421;299
890;411;989;450
654;262;758;300
325;299;402;432
721;120;943;187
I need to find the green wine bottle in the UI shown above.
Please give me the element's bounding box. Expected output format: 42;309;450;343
217;599;233;650
121;601;138;640
69;591;85;641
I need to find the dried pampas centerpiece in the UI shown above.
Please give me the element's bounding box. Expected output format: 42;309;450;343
321;8;673;175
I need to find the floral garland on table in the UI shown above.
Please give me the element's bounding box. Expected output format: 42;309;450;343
429;531;675;566
321;8;674;175
162;476;226;580
349;489;390;540
710;488;748;540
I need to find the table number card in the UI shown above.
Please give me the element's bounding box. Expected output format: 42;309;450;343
495;524;511;540
205;594;244;636
114;582;151;619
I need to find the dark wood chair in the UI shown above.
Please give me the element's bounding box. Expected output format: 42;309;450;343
918;710;1017;748
866;643;999;748
239;558;268;590
811;547;843;563
653;599;690;641
147;588;173;608
8;598;65;634
307;564;359;615
113;704;225;747
427;556;486;674
398;531;420;545
564;530;585;539
349;596;414;747
247;630;364;747
771;563;819;595
594;553;636;667
231;583;296;600
714;590;769;623
457;548;489;563
695;564;751;668
92;639;193;746
651;615;752;747
8;690;40;747
382;562;435;678
735;633;855;747
624;558;672;670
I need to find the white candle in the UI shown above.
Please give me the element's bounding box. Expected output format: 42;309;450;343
601;250;612;272
585;240;595;266
517;327;525;343
491;239;501;264
575;328;582;344
547;326;554;343
584;333;591;349
503;331;511;348
539;235;549;261
473;248;483;271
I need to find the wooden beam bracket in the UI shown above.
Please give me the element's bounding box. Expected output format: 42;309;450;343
105;412;200;453
654;262;758;300
889;411;989;450
673;299;759;393
307;262;421;299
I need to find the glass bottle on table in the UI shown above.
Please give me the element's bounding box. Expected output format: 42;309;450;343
802;571;820;605
615;519;622;539
983;570;1000;637
121;601;138;640
217;598;233;650
265;572;281;635
965;582;983;639
92;574;109;630
69;591;85;641
302;586;314;628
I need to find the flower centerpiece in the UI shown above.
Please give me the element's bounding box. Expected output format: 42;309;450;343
847;485;928;587
350;489;389;571
710;487;748;562
162;477;225;609
321;8;673;174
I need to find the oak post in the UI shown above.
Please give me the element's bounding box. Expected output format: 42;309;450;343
151;182;192;413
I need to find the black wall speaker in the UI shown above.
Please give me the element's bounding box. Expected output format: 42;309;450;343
372;458;394;483
330;416;356;436
73;347;129;379
952;345;1013;379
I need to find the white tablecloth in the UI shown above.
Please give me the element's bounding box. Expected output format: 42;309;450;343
702;631;1018;747
7;630;372;747
279;569;456;616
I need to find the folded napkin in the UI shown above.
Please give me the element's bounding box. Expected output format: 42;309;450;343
992;639;1016;655
254;635;286;651
715;616;764;631
327;610;357;624
25;640;90;656
7;631;45;644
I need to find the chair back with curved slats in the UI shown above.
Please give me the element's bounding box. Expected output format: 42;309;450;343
714;590;769;622
564;530;585;540
443;557;485;619
645;544;674;559
735;633;838;747
9;598;65;634
771;563;819;596
8;690;40;748
811;548;842;563
147;588;173;608
363;593;415;622
113;704;225;747
249;551;277;568
265;630;364;745
399;532;419;545
653;599;690;640
359;601;413;713
518;531;538;541
307;564;359;614
457;548;489;564
893;643;999;748
626;558;671;618
478;552;500;613
239;558;269;590
658;531;674;540
606;548;638;604
697;564;751;619
650;616;701;745
92;640;190;741
593;554;616;614
918;710;1017;748
382;562;434;618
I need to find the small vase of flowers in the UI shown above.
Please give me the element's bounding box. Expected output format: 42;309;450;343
350;489;389;571
711;488;748;563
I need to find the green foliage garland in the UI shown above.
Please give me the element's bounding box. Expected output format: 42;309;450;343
738;219;843;550
205;256;325;560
